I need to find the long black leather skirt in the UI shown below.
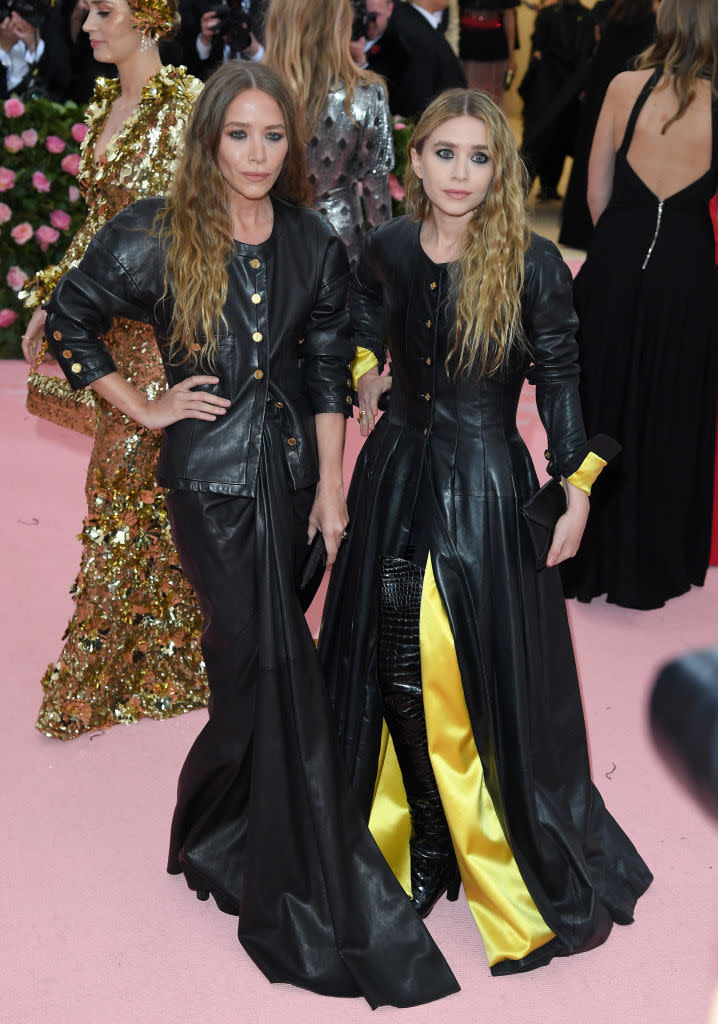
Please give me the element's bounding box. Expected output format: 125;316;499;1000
163;417;458;1007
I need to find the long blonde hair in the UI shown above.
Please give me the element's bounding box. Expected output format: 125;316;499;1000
404;90;530;381
157;62;312;367
263;0;385;140
636;0;718;133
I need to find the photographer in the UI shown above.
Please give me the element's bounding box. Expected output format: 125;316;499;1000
0;0;70;99
188;0;265;79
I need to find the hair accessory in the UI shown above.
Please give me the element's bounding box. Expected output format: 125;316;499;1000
129;0;175;41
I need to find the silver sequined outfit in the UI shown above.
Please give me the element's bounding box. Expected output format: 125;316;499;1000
307;82;394;264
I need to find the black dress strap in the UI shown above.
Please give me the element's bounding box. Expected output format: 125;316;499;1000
618;67;662;157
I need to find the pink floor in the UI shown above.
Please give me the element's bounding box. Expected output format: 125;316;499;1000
3;357;717;1024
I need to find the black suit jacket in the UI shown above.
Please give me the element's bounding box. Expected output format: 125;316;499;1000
381;3;466;121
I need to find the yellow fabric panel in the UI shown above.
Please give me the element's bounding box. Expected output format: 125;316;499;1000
368;722;412;894
566;451;607;495
351;346;379;391
420;556;555;967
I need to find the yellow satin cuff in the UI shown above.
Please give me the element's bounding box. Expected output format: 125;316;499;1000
351;346;379;391
566;451;607;495
369;724;412;894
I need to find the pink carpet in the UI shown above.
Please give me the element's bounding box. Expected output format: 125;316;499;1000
3;358;717;1024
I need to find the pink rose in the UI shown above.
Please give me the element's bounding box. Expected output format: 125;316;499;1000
35;224;60;251
45;135;66;154
0;308;18;327
6;265;27;290
49;208;71;230
32;171;51;193
0;202;10;223
68;185;80;202
21;128;38;147
70;122;88;144
0;167;16;191
393;121;407;131
388;173;405;202
3;98;25;118
10;221;32;244
60;153;81;176
4;134;24;153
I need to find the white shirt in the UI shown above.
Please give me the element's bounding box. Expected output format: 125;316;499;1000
410;4;443;30
0;38;44;91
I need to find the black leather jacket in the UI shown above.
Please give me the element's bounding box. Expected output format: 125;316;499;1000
44;197;354;496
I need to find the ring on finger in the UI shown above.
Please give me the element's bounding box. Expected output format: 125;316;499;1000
358;409;366;418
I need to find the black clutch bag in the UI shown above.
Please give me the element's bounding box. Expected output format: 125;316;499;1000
296;532;327;612
519;478;567;571
520;434;622;571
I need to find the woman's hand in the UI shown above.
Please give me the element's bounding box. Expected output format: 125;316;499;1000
21;308;49;364
308;480;348;567
356;367;391;437
545;480;589;567
140;376;231;430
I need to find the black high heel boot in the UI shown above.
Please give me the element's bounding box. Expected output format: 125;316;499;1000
377;556;461;918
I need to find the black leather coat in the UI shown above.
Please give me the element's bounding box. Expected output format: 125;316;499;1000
319;217;652;971
44;197;354;496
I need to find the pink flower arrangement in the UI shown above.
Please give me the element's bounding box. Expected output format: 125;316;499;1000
0;167;15;191
0;308;18;327
10;221;33;244
4;134;24;153
0;202;11;223
32;170;51;193
21;129;38;148
35;224;60;251
71;123;88;144
388;173;405;202
45;135;66;155
49;208;71;230
68;185;80;202
6;265;27;290
3;98;25;118
60;153;81;176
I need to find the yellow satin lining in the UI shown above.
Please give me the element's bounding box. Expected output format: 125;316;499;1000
351;346;380;391
369;555;555;967
368;724;412;894
566;451;607;496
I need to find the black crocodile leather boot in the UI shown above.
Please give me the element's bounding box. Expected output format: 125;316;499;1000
377;555;461;918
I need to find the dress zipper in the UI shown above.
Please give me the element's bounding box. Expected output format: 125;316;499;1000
641;199;664;270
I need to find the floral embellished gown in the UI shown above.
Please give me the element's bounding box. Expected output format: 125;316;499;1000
24;67;208;738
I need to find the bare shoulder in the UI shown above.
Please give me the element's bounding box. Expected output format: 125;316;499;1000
604;68;654;108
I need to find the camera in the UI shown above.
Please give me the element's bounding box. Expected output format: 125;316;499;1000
208;1;252;55
351;0;378;41
0;0;48;27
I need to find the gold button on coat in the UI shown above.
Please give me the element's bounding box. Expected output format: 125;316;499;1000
250;258;260;269
251;293;261;304
287;437;297;446
71;362;82;373
254;369;264;380
544;449;551;459
252;331;262;342
425;319;432;328
62;349;72;358
345;395;352;404
53;330;62;341
429;281;437;290
425;393;431;401
426;357;432;365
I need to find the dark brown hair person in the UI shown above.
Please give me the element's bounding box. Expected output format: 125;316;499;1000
157;62;312;367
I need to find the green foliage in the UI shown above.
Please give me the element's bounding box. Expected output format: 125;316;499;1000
0;95;86;358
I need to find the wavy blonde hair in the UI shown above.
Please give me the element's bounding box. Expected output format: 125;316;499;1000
404;89;530;381
263;0;385;140
636;0;718;133
157;62;312;367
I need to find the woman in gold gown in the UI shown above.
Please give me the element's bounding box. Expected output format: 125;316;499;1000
20;0;207;739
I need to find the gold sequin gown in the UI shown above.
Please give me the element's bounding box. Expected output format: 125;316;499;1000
25;66;209;739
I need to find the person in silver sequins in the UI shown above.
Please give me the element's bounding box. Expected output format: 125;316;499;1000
264;0;394;265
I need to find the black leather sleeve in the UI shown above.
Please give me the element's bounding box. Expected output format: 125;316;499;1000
300;229;354;417
523;234;588;479
44;202;163;391
349;228;388;371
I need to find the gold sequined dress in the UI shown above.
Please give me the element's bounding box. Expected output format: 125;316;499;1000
25;66;209;739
